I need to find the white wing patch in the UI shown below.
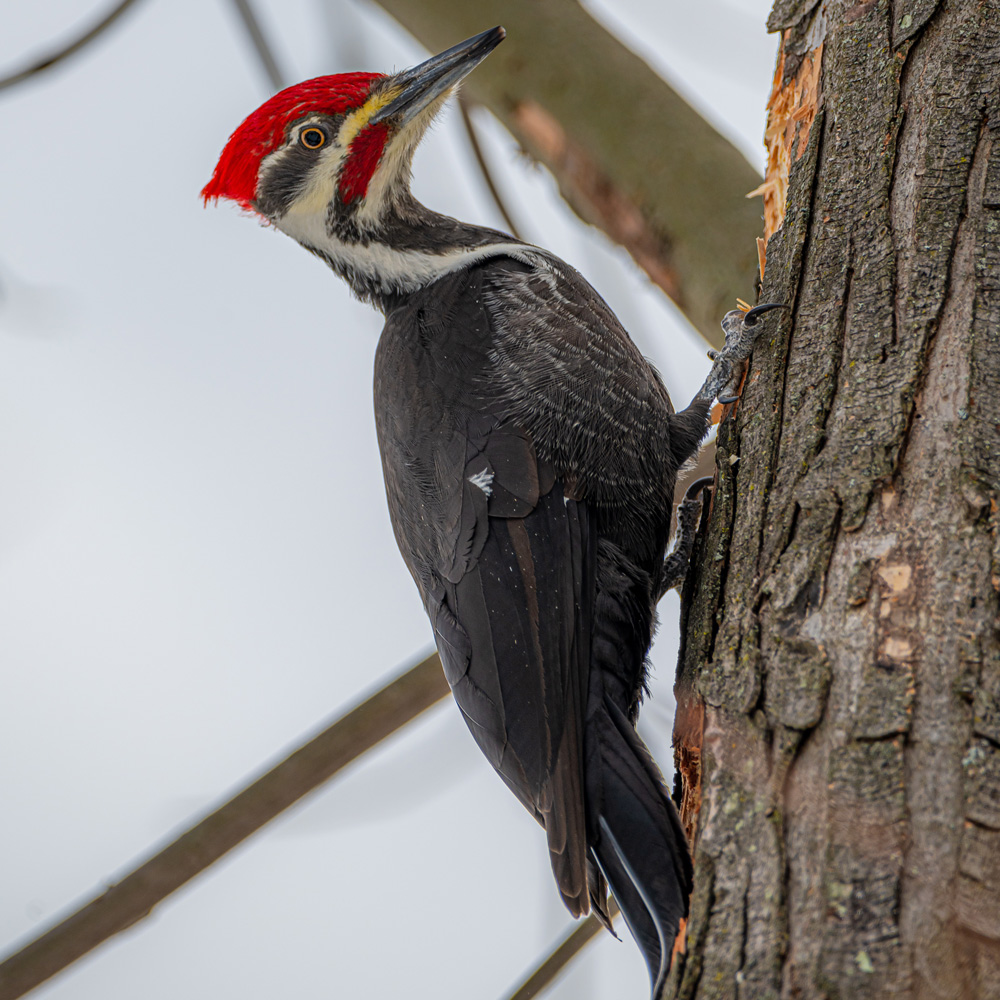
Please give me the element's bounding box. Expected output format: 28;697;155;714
468;468;494;496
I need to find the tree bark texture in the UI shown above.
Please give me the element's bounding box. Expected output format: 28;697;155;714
369;0;764;346
671;2;1000;998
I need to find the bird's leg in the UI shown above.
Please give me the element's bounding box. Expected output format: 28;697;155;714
658;305;783;599
657;477;714;600
695;302;785;405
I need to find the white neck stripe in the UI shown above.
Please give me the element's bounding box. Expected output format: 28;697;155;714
276;208;544;299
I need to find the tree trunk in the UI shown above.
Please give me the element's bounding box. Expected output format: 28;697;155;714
671;2;1000;998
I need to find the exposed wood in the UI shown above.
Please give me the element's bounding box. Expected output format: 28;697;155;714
670;1;1000;996
0;654;450;1000
370;0;765;346
746;36;823;249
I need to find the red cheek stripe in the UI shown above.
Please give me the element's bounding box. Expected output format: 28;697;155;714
339;124;390;204
201;73;384;209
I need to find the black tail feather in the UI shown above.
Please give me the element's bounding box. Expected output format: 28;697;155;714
588;696;692;999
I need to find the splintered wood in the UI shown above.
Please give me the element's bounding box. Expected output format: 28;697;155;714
673;691;704;845
748;37;824;278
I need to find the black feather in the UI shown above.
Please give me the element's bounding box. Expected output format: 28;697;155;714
372;250;705;992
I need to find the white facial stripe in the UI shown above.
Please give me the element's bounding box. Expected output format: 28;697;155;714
353;96;448;228
256;129;347;217
274;206;543;296
353;134;414;226
289;144;345;216
260;92;454;231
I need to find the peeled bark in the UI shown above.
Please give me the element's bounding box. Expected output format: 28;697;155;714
671;2;1000;998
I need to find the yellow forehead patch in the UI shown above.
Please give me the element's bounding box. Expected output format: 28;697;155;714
338;87;401;146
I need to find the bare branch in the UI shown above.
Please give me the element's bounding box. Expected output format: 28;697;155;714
0;0;144;94
458;96;523;240
0;653;449;1000
502;901;619;1000
228;0;286;92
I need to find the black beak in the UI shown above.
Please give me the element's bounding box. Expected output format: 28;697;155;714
369;26;505;127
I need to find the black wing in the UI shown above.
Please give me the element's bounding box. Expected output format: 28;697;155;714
374;255;602;913
373;251;695;942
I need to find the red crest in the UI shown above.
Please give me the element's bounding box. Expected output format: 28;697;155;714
202;73;384;210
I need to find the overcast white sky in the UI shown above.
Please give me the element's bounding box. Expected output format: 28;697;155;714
0;2;776;997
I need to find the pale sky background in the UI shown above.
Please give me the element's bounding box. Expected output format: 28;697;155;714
0;2;776;997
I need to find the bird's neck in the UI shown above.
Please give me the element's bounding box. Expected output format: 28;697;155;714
276;191;530;311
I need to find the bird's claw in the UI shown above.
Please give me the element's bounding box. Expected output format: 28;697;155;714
680;476;714;506
742;301;786;326
657;477;714;599
697;302;785;405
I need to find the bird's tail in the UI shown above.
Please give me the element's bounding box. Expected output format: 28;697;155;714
587;696;693;999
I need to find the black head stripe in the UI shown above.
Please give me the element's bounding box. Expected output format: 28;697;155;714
253;115;343;218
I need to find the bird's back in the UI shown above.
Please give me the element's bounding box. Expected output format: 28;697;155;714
375;251;688;574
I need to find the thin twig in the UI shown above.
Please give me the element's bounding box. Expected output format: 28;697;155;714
503;901;620;1000
229;0;286;92
0;653;449;1000
458;95;524;240
0;0;144;93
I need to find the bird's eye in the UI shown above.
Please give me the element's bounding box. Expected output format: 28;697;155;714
301;128;326;149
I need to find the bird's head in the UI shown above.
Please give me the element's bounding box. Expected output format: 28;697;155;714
202;27;505;237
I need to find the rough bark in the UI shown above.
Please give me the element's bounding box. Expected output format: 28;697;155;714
670;1;1000;998
368;0;764;346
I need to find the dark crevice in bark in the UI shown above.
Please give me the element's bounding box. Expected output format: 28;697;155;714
891;114;990;481
812;260;852;462
817;500;842;606
759;112;829;566
699;423;744;676
760;501;802;612
674;856;717;1000
969;729;1000;753
891;0;947;49
965;815;1000;835
734;880;750;997
853;729;913;745
673;1;1000;996
884;95;908;352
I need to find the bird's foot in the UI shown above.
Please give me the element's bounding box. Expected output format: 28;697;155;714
657;477;714;600
698;302;785;404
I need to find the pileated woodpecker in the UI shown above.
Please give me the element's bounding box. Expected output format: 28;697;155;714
204;27;776;998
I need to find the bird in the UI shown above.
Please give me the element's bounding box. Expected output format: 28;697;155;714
203;26;778;998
